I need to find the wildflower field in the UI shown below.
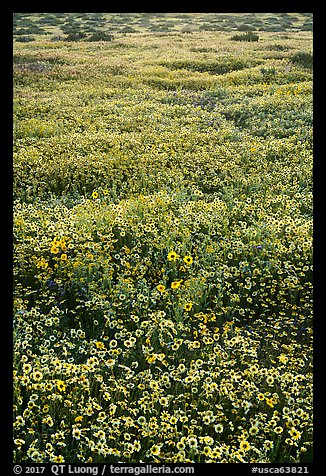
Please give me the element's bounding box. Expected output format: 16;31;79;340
13;13;313;464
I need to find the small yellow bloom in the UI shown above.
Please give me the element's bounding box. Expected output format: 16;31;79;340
240;440;250;451
60;254;68;261
184;302;193;312
171;280;182;290
56;380;66;392
95;341;105;350
156;284;166;293
36;258;48;269
32;370;43;382
59;240;67;251
167;251;179;261
72;427;82;439
23;363;32;374
289;428;301;441
278;354;288;364
183;255;193;266
266;398;274;408
150;445;161;456
92;191;99;199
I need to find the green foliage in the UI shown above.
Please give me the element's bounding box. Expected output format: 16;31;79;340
290;52;313;69
181;26;194;34
14;25;47;35
231;31;260;42
160;57;260;75
120;26;137;33
65;31;87;42
88;31;113;42
237;24;253;31
14;36;35;43
13;13;313;35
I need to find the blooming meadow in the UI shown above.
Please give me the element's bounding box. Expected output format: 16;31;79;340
13;13;313;464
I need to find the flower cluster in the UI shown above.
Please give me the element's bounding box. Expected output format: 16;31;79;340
13;22;312;464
